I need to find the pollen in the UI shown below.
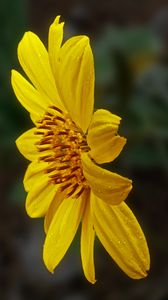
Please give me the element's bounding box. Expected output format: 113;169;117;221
35;105;89;198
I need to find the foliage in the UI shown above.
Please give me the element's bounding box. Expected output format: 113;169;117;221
0;0;28;167
93;26;168;169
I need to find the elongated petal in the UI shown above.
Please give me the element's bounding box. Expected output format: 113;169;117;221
48;16;64;78
44;189;65;233
56;36;94;132
24;161;48;192
81;190;96;284
43;196;85;273
91;193;150;279
11;70;50;119
87;109;126;163
81;153;132;205
18;31;63;109
26;178;58;218
16;128;39;161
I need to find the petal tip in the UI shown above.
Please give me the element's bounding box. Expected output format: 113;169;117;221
54;15;61;23
19;31;31;42
122;137;127;145
18;31;36;52
11;69;15;76
15;136;21;148
138;256;150;279
80;35;90;46
25;199;39;218
11;69;18;85
89;278;97;284
43;247;55;274
134;268;149;280
52;15;64;27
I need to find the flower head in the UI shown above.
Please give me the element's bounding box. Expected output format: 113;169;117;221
11;16;150;284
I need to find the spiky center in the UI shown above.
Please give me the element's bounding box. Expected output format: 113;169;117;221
35;106;89;198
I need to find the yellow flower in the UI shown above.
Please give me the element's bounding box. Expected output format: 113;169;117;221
11;16;150;284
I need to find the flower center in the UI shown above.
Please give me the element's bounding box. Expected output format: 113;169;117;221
35;105;89;198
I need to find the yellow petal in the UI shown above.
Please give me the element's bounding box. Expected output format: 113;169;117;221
81;153;132;205
89;109;121;130
89;135;126;164
57;36;94;132
88;129;126;164
81;190;96;284
43;196;85;273
24;161;48;192
91;193;150;279
11;70;50;119
44;189;65;233
18;31;63;109
16;128;39;161
87;109;126;164
48;16;64;79
26;177;57;218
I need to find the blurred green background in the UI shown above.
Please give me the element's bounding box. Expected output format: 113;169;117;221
1;0;168;299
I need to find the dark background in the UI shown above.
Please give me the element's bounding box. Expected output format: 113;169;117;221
1;0;168;299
